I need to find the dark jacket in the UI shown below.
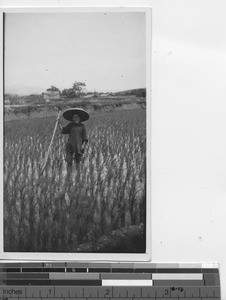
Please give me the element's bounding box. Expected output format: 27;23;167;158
62;122;88;154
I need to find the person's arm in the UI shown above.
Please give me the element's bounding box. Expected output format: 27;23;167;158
58;121;63;132
81;126;88;151
58;122;71;134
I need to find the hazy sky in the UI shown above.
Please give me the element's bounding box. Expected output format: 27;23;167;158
4;12;146;93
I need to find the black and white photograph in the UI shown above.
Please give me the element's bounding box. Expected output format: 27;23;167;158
1;7;151;259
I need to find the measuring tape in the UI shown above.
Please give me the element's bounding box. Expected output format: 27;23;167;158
0;262;221;299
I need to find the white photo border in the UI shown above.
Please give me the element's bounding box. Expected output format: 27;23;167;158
0;3;151;261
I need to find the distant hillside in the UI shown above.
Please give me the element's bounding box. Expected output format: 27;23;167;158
113;88;146;97
5;84;45;96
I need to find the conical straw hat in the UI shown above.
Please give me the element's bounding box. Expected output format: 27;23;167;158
63;108;89;122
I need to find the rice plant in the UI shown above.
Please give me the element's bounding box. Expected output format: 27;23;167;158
4;109;146;252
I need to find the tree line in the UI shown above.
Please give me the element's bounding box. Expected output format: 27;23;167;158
47;81;86;98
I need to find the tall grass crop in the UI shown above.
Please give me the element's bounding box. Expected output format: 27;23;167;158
4;109;146;252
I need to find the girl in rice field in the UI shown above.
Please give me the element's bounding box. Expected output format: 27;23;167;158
58;108;89;182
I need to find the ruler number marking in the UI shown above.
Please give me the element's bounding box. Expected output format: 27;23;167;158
105;289;110;297
165;288;169;296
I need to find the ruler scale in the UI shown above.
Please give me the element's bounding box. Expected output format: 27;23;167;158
0;262;221;299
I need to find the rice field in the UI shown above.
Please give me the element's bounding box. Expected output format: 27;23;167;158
4;109;146;252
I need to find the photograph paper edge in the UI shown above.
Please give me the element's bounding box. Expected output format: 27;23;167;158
0;3;152;262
